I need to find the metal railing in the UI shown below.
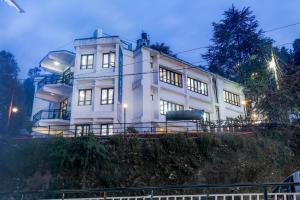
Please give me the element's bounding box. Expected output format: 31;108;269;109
32;109;71;123
1;182;300;200
37;72;73;90
29;119;300;138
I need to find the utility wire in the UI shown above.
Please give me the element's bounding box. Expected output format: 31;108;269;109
263;22;300;33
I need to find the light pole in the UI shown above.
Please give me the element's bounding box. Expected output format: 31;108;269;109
123;103;128;134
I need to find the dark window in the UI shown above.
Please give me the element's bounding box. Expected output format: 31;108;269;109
100;124;113;135
224;90;240;106
160;99;184;115
159;67;182;87
103;52;115;68
187;77;208;96
80;54;94;69
101;88;114;105
78;89;92;106
75;124;90;136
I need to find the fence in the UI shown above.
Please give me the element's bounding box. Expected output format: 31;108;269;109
31;120;261;138
1;183;300;200
30;120;300;138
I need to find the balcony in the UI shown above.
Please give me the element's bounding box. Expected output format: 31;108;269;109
33;109;71;125
35;71;73;102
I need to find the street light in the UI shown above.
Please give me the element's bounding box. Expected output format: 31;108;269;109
12;107;18;113
123;103;128;134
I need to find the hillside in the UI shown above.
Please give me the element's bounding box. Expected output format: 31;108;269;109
0;127;300;191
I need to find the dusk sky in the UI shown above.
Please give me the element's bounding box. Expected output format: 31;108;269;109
0;0;299;78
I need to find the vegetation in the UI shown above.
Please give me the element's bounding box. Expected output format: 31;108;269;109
202;5;300;123
150;42;177;57
0;129;300;191
0;50;39;136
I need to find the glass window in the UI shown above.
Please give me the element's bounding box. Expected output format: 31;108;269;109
187;77;208;96
101;124;114;135
78;89;92;106
80;54;94;69
75;124;90;136
159;66;182;87
103;52;115;68
160;99;184;115
224;90;240;106
110;52;115;67
101;88;114;104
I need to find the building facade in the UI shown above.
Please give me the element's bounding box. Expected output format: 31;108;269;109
31;30;246;136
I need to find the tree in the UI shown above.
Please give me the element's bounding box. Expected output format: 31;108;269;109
150;42;176;57
202;5;273;82
0;51;21;135
23;67;41;117
202;6;297;123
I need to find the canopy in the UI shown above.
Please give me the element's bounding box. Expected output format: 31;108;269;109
40;50;75;74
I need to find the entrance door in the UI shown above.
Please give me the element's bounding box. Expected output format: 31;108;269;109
59;98;68;119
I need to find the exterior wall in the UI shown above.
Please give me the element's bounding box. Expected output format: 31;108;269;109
31;34;246;135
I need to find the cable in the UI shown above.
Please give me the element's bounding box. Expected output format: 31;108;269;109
263;22;300;33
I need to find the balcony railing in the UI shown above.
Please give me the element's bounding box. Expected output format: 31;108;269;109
37;72;73;90
33;109;71;123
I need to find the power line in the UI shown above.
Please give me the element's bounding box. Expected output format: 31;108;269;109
263;22;300;33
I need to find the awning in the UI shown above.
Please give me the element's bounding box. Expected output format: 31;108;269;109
40;50;75;74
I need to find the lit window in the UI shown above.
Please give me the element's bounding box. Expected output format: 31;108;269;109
101;88;114;105
101;124;114;135
224;90;240;106
80;54;94;69
75;124;90;136
159;66;182;87
78;89;92;106
187;77;208;96
160;99;184;115
103;52;115;68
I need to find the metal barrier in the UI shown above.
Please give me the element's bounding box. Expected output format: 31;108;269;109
37;72;73;89
29;119;300;138
1;183;300;200
30;120;259;138
32;109;71;123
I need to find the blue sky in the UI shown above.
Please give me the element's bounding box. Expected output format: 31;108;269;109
0;0;299;78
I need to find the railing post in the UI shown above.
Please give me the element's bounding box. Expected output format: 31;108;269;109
48;125;51;136
263;186;268;200
104;192;107;200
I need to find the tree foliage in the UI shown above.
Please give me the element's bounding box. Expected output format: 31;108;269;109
150;42;176;57
202;5;300;123
0;51;22;135
203;5;273;82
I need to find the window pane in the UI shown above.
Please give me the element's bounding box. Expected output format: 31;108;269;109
86;90;92;101
103;54;109;68
110;53;115;67
108;89;114;103
81;55;87;66
101;89;107;104
87;55;94;65
108;124;113;135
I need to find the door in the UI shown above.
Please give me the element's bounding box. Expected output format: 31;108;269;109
59;98;68;119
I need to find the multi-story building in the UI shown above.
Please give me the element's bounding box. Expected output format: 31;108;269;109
31;30;246;136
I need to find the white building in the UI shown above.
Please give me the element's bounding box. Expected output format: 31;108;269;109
31;30;246;136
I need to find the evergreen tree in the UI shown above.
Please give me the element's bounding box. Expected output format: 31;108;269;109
0;51;21;135
202;5;272;82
